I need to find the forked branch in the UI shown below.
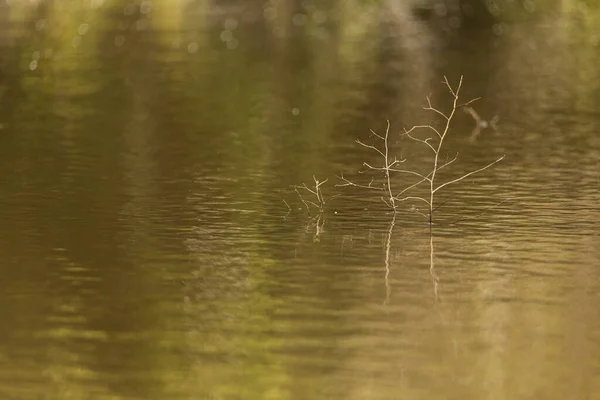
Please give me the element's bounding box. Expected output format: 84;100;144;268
433;155;505;194
293;176;328;214
336;120;402;213
397;75;504;225
300;76;505;227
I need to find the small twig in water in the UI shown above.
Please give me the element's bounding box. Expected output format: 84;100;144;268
293;176;328;215
393;75;505;225
336;120;403;213
282;199;291;219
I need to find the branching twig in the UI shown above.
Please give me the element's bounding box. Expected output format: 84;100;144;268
395;75;505;225
433;155;505;194
295;187;310;213
328;76;504;226
336;120;401;213
337;173;383;190
282;199;291;219
293;176;328;214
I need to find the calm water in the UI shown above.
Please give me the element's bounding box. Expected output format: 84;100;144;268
1;1;599;399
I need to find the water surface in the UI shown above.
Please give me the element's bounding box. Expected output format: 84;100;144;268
0;1;599;399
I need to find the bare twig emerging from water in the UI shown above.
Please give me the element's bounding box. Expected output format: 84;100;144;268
282;199;292;219
293;176;328;215
394;75;505;225
336;77;503;224
337;120;405;213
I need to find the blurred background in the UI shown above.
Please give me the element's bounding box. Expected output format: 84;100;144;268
0;1;599;399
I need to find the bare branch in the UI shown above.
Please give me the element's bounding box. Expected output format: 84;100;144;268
403;128;437;153
424;96;449;120
325;76;505;225
444;75;462;98
336;173;383;191
388;158;406;168
356;139;385;157
437;153;459;171
313;176;326;206
393;175;430;199
459;97;481;107
293;176;329;214
293;183;317;197
369;129;385;141
404;124;441;138
295;188;310;213
363;162;388;171
388;168;432;181
433;155;505;194
381;196;393;208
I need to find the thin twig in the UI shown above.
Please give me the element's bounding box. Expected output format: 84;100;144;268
437;153;459;171
334;76;504;225
283;199;291;211
403;128;437;153
404;124;442;140
293;176;329;214
424;96;449;120
295;188;310;213
388;168;431;181
356;139;385;157
459;97;481;107
433;155;505;194
369;129;385;141
336;173;383;190
282;199;291;219
337;120;398;211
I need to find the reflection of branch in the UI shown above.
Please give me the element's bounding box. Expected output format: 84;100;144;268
313;213;325;242
383;213;396;306
301;213;326;242
430;233;439;301
464;106;500;142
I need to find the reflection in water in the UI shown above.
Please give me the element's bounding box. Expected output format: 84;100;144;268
383;213;395;306
0;0;599;399
429;232;439;301
464;105;500;143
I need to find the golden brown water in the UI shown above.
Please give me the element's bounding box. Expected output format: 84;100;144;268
0;1;599;399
